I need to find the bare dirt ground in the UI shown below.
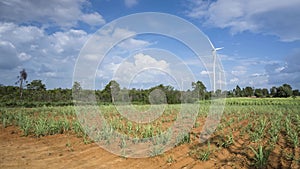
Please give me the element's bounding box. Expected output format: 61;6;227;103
1;125;298;169
0;125;247;169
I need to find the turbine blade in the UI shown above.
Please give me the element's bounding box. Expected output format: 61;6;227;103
215;47;224;51
206;36;215;49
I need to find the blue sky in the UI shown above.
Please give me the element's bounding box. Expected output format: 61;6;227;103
0;0;299;91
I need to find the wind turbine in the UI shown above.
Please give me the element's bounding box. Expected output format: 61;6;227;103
207;37;223;93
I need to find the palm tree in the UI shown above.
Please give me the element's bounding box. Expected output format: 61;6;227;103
15;69;27;98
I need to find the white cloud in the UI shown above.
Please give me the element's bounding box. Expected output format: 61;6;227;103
0;22;90;88
200;70;210;75
73;25;155;89
229;77;239;84
45;72;57;77
231;66;247;76
0;22;89;58
251;73;262;77
96;53;173;88
117;38;151;51
275;67;285;73
0;22;44;43
220;55;277;89
111;28;136;38
124;0;138;8
265;49;300;89
80;12;106;26
186;0;210;18
186;0;300;41
0;1;153;89
0;41;19;69
80;25;152;63
18;52;31;61
218;54;235;61
133;53;169;70
0;0;105;28
281;49;300;74
50;29;89;54
221;49;300;90
112;53;170;86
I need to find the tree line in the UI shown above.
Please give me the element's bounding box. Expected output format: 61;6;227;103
0;69;299;107
0;79;299;107
227;84;299;98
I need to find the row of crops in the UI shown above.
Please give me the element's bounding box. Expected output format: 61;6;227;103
225;97;300;105
0;97;299;168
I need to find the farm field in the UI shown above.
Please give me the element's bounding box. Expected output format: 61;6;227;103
1;97;300;169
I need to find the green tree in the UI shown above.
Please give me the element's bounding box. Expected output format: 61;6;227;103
282;84;293;97
15;69;27;98
72;81;82;91
72;81;82;100
234;85;242;97
164;85;181;104
27;80;46;91
270;86;277;97
276;84;293;97
226;90;234;97
276;86;285;97
244;86;254;97
102;80;120;103
215;89;222;97
181;90;194;103
293;89;299;97
26;80;46;101
192;81;207;100
254;88;263;97
262;88;269;97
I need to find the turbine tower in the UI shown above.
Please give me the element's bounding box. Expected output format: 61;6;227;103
207;38;223;93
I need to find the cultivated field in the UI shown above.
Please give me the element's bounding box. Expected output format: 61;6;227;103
1;98;299;169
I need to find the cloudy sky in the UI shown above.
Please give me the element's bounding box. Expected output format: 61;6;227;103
0;0;299;91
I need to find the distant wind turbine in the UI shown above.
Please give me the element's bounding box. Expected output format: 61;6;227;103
207;37;223;93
